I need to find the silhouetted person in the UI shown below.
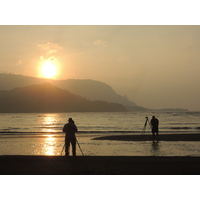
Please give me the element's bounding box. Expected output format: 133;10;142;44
150;116;159;141
63;118;78;156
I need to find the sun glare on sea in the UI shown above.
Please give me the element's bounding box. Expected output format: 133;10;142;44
41;61;57;79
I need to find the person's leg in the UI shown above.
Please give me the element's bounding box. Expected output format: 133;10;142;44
152;129;155;141
152;133;155;141
156;127;159;140
71;138;76;156
65;139;70;156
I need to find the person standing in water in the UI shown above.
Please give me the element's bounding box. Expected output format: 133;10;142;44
63;118;78;156
150;116;159;141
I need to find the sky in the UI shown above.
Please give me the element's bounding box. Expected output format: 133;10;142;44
0;1;200;111
1;25;200;111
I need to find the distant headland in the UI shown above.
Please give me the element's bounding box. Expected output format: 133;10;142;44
0;73;189;112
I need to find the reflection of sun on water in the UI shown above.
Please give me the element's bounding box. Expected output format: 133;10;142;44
42;114;57;133
41;114;60;155
43;135;55;155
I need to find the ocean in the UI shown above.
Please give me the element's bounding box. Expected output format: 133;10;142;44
0;111;200;156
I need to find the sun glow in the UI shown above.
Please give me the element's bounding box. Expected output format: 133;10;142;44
41;61;57;78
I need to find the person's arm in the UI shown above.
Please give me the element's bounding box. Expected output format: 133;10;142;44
63;124;67;132
62;125;65;132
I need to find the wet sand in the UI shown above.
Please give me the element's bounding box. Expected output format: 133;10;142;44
1;155;200;175
92;133;200;141
1;134;200;175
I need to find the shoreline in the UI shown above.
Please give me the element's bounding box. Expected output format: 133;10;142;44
92;133;200;141
1;155;200;175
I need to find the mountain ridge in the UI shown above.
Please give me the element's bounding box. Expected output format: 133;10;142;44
0;73;141;110
0;82;126;113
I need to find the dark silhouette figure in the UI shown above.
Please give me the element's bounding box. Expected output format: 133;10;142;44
63;118;78;156
150;116;159;141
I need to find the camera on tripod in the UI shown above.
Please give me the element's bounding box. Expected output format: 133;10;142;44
141;116;151;134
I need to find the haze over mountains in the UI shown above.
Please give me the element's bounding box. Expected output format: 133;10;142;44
0;73;145;112
0;82;127;112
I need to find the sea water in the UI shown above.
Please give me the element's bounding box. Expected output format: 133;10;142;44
0;111;200;156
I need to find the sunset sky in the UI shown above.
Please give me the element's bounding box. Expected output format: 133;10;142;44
1;0;200;112
1;25;200;111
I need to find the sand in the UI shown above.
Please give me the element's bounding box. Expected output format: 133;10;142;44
92;133;200;141
0;155;200;175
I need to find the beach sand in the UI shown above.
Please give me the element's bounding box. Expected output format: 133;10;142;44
1;155;200;175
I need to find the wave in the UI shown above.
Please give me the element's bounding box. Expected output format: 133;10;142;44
1;129;200;137
168;126;200;130
0;130;140;135
170;127;193;130
171;112;200;116
79;130;139;134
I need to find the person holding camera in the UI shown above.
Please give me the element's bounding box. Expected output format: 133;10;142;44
63;118;78;156
150;116;159;140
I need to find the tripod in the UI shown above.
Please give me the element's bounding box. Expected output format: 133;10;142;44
141;117;152;135
76;138;84;156
61;144;65;156
60;137;84;156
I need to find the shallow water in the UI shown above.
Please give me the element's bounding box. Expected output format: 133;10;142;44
0;112;200;156
1;111;200;134
1;133;200;156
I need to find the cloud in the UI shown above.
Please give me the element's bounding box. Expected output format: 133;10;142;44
37;42;63;64
16;60;22;66
93;39;107;47
47;56;58;62
37;42;63;55
40;55;57;62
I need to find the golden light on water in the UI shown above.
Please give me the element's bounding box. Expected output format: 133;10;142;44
42;114;57;133
43;135;56;155
41;114;61;155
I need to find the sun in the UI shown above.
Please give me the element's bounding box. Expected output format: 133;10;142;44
41;61;57;78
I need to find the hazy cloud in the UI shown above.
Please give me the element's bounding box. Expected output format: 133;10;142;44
16;60;22;66
93;39;107;47
37;42;63;55
37;42;63;63
47;56;58;62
